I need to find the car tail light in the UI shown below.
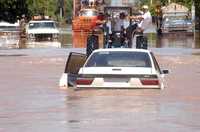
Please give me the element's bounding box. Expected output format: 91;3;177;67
140;79;159;85
76;78;94;85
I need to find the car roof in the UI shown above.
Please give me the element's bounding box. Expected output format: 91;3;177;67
0;21;19;26
92;48;151;53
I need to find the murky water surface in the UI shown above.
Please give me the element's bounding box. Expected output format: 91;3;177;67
0;29;199;49
0;47;200;132
1;28;200;131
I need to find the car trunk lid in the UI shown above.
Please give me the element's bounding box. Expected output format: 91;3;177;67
80;67;153;75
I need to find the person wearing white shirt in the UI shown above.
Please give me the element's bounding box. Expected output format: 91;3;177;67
129;5;152;48
130;5;152;33
114;12;129;32
138;5;152;33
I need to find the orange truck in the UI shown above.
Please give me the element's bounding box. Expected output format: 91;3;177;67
72;0;105;48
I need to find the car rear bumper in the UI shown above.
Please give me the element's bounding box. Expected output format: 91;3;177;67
76;78;161;89
76;85;161;89
162;27;193;33
26;41;61;48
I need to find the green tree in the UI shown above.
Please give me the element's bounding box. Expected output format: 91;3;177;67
65;0;73;18
171;0;192;10
26;0;58;18
194;0;200;29
0;0;28;23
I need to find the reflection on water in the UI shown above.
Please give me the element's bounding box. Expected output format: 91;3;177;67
1;30;200;49
64;89;200;131
61;32;196;49
0;32;20;49
64;89;161;129
147;32;195;48
60;34;72;48
194;31;200;48
61;32;197;49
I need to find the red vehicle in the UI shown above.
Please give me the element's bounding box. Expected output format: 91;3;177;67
72;8;101;31
72;8;105;48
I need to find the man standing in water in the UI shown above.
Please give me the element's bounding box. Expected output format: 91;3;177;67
19;14;27;48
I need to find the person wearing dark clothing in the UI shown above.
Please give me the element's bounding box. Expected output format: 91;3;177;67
155;5;163;34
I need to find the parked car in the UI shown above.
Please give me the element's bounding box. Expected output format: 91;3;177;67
59;49;169;89
162;16;193;33
26;19;60;47
0;21;20;48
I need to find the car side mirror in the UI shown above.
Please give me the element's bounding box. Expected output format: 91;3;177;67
162;69;169;74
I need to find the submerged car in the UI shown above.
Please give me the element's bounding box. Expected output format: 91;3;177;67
26;20;60;47
59;49;169;89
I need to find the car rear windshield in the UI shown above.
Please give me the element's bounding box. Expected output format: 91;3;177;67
85;51;151;67
79;10;98;17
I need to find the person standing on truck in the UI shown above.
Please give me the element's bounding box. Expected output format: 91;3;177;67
137;5;152;33
114;12;129;32
129;5;152;49
155;4;163;34
130;5;152;34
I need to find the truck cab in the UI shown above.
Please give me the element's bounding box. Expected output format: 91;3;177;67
26;16;60;48
72;8;101;31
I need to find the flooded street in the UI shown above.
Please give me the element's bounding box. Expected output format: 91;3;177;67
1;28;200;131
1;0;200;130
0;47;200;131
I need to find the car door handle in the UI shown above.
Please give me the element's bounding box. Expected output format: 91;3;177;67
112;68;122;71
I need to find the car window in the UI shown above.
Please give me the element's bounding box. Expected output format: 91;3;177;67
79;10;98;17
150;52;161;74
29;22;56;29
85;51;152;67
164;16;188;22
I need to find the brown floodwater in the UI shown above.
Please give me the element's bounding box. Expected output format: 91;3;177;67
0;48;200;132
1;24;200;132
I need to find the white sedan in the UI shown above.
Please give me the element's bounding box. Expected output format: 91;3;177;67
59;49;169;89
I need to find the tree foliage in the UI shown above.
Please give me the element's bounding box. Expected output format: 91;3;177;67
0;0;28;23
65;0;73;17
171;0;192;10
1;0;60;22
194;0;200;29
26;0;58;18
0;0;196;23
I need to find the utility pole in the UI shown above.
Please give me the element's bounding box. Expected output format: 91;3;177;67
63;0;66;19
59;0;64;18
45;1;48;16
73;0;76;17
60;8;63;18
